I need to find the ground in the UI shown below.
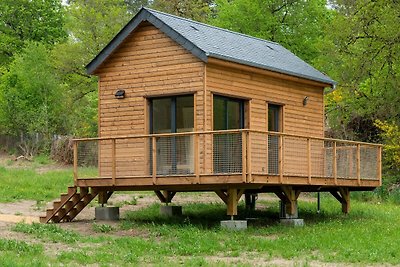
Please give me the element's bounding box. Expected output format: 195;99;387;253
0;153;398;266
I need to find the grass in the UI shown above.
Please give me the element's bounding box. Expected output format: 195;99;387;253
1;159;400;265
1;196;400;266
0;159;97;202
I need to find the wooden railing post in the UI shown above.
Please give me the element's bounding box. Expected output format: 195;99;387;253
242;131;247;183
265;132;269;174
307;138;311;184
194;133;200;184
356;144;361;185
377;146;382;186
152;136;157;185
333;141;337;185
279;134;284;183
73;141;78;186
247;130;252;182
112;139;116;186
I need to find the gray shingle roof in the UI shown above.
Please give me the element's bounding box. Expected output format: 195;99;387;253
87;7;335;86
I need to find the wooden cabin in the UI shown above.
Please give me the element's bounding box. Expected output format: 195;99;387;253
41;8;382;223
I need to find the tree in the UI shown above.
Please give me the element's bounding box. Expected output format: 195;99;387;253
151;0;213;22
52;0;132;137
0;0;66;68
320;0;400;141
210;0;330;63
0;42;68;155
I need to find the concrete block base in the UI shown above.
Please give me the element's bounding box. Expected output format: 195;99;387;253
280;218;304;227
95;207;120;221
160;206;182;217
220;220;247;230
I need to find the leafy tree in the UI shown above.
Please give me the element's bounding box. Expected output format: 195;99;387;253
52;0;132;137
152;0;213;22
0;42;68;154
320;0;400;141
0;0;66;68
210;0;330;63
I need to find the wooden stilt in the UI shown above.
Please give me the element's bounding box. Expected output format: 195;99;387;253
154;190;176;203
98;191;113;205
227;188;238;216
329;188;350;214
275;186;301;217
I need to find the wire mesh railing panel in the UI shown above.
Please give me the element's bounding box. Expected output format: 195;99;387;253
77;140;99;179
335;142;357;179
360;146;379;179
311;139;325;177
153;135;194;176
267;134;279;175
115;138;147;177
323;141;335;178
283;136;308;176
213;133;242;174
250;132;268;174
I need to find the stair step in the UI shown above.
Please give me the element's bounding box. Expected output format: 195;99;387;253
67;186;77;195
39;216;47;223
41;186;98;224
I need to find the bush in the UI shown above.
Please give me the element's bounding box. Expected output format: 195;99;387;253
50;136;73;164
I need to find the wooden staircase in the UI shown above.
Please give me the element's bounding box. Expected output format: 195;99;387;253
40;186;98;223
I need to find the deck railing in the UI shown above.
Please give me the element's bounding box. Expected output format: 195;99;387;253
73;130;382;185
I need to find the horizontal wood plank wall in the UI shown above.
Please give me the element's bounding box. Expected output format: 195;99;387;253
206;62;325;136
95;22;204;177
206;61;326;177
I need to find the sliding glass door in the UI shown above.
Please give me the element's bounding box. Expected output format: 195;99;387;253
268;104;281;174
213;95;244;173
150;95;194;175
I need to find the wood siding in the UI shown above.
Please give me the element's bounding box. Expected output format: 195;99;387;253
95;22;204;177
205;60;326;176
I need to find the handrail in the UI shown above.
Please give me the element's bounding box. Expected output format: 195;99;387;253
73;129;382;184
73;129;382;147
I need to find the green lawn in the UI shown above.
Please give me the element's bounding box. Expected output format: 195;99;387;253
0;160;399;266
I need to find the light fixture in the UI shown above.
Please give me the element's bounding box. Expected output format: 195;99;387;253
303;96;309;106
115;89;125;99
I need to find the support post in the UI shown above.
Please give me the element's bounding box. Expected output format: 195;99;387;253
73;141;78;186
329;188;350;214
356;144;361;186
152;137;157;185
307;138;311;184
227;188;238;217
275;186;301;218
339;188;350;214
111;139;116;186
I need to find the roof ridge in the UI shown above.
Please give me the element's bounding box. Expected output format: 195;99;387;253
143;7;280;46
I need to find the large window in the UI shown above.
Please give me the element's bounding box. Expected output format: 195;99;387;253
150;95;194;175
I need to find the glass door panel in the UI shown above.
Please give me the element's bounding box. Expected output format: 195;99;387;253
150;95;194;175
213;95;244;173
268;104;281;175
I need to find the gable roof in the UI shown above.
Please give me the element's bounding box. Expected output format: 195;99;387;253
86;7;336;86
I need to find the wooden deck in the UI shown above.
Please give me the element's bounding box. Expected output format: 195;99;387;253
73;129;382;191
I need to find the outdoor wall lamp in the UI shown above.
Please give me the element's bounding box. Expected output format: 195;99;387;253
115;89;125;99
303;96;309;106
